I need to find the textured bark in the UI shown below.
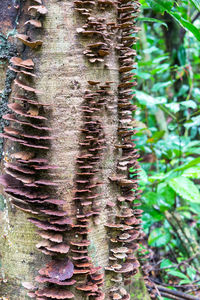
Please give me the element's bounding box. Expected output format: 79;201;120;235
0;0;150;299
34;0;119;280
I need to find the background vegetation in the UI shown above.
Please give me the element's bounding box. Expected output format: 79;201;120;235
134;0;200;298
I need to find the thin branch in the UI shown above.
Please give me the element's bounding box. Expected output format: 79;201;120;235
192;12;200;23
157;286;200;300
158;104;177;120
150;277;200;289
159;292;180;300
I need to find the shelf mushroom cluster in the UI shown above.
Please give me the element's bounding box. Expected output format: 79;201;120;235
75;0;118;63
103;0;142;299
0;1;76;299
74;0;143;297
0;0;142;298
71;82;114;299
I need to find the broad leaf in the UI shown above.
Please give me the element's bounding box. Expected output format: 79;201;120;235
183;166;200;179
169;12;200;41
180;100;197;109
165;103;180;113
148;227;171;247
152;81;173;92
189;0;200;10
168;270;189;280
152;55;169;64
157;184;175;209
138;17;168;28
151;63;170;74
169;176;200;203
171;157;200;174
146;0;174;12
139;167;148;185
135;70;151;80
177;45;186;66
179;279;193;284
185;147;200;155
135;91;167;106
142;191;158;205
160;259;174;269
187;267;196;280
147;130;165;143
146;0;200;40
184;115;200;128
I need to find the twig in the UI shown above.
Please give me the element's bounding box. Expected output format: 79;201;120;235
159;292;180;300
173;213;200;258
158;104;177;120
153;252;200;271
192;12;200;23
150;277;200;289
186;287;200;294
164;212;191;258
157;286;200;300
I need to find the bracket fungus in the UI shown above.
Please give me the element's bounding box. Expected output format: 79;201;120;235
0;0;142;298
0;2;77;297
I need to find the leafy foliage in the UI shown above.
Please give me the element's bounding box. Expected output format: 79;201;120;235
133;0;200;296
169;176;200;203
142;0;200;40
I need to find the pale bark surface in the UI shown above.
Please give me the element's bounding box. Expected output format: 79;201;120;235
0;0;150;299
35;0;119;276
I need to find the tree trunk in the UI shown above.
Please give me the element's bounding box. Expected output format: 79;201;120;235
0;0;150;299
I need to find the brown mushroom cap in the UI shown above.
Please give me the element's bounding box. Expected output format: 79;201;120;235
35;276;76;286
16;34;43;48
36;288;74;299
39;258;74;281
28;5;48;14
10;57;34;69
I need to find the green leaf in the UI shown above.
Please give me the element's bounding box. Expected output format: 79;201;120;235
147;130;165;143
177;45;186;66
135;70;151;80
139;168;148;186
149;173;166;182
160;259;174;269
183;166;200;179
143;46;159;54
169;12;200;41
157;184;175;209
151;63;170;75
177;84;189;97
143;210;164;225
148;227;171;247
165;103;180;113
142;191;158;205
172;157;200;173
179;279;193;284
146;0;174;12
187;267;196;280
176;206;198;214
189;0;200;10
152;55;169;64
169;176;200;203
152;81;173;92
138;17;168;28
168;270;189;280
185;147;200;155
135;91;167;106
180;100;197;109
184;115;200;128
146;0;200;40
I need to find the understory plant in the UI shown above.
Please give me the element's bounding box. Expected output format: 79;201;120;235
134;0;200;297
